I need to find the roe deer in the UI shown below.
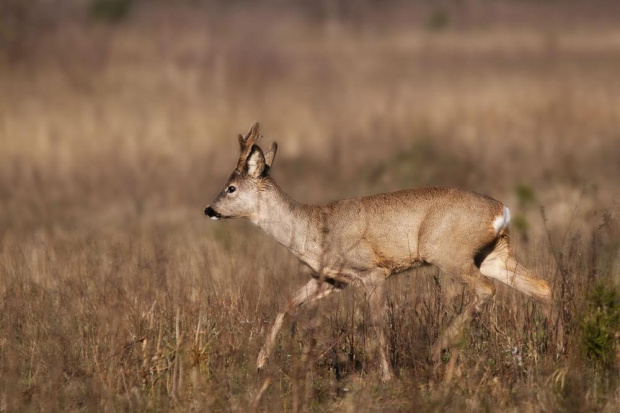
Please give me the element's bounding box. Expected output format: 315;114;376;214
204;123;552;381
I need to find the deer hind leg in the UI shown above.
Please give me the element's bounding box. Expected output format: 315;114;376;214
361;271;393;382
479;236;552;306
431;263;496;364
257;278;343;371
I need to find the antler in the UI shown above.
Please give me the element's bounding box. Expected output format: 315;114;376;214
236;122;262;172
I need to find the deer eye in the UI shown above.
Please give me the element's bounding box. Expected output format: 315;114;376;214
227;186;236;194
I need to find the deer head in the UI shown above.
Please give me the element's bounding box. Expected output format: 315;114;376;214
204;123;278;220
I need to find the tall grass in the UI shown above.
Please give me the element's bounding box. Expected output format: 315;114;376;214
0;2;618;411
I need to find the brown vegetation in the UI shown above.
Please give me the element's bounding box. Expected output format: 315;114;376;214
0;1;619;411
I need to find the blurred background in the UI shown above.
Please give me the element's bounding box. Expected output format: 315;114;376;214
1;0;619;410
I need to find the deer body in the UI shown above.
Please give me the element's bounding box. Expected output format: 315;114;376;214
254;183;505;279
205;123;552;381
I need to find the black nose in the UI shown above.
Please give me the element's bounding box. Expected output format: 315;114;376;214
204;206;221;219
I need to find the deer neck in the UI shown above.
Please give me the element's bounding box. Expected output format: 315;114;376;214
251;178;322;268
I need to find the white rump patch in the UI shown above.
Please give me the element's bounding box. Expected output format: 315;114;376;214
492;206;511;234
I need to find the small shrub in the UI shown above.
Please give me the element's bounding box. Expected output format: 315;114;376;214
426;9;450;32
512;214;528;234
580;281;619;370
515;183;536;208
513;183;536;241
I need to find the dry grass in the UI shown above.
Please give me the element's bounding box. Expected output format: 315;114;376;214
1;2;619;411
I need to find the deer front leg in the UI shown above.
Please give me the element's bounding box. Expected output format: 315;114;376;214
362;271;393;382
257;278;342;371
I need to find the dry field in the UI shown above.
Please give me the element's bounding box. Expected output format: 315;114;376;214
0;1;619;411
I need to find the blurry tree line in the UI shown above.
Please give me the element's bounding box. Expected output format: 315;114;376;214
0;0;409;62
0;0;611;63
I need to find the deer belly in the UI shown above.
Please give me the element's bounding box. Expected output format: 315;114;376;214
370;234;422;273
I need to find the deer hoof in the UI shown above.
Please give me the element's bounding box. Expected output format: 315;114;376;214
381;369;393;382
257;350;269;371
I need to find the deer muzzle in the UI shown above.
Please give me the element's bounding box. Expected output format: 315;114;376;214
204;206;222;220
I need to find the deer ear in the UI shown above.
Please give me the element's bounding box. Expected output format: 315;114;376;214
246;145;266;177
264;142;278;169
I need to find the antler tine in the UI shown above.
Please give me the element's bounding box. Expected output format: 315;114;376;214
236;122;262;171
244;122;261;145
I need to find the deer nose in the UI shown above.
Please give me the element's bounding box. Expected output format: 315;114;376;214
204;206;221;220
